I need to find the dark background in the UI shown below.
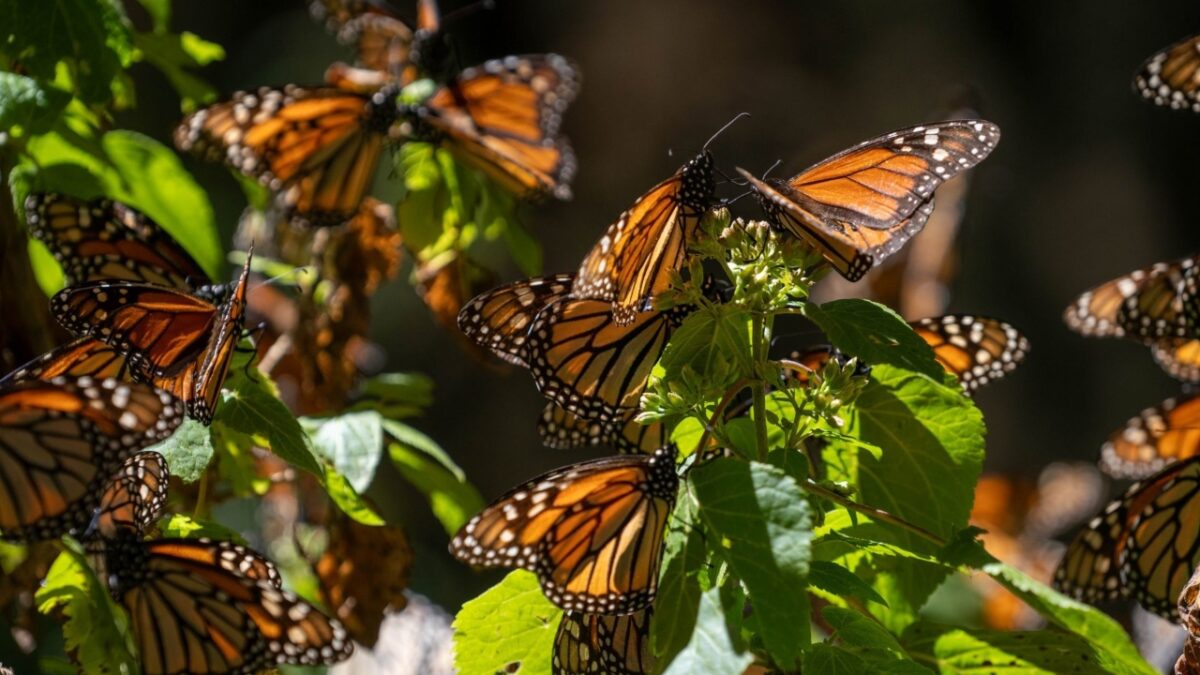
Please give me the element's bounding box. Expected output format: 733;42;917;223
119;1;1200;612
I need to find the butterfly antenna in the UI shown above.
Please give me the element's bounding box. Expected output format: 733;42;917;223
722;189;755;206
761;158;782;180
702;112;751;152
442;0;495;24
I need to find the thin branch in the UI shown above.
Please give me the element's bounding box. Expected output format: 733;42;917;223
751;313;769;462
693;376;751;456
801;479;947;547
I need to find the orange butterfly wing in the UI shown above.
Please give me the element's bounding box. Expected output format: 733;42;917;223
1063;255;1198;341
553;609;653;675
450;448;677;614
1101;394;1200;480
0;378;180;540
1151;338;1200;382
573;153;715;324
421;54;580;200
456;274;574;367
1135;33;1200;112
911;315;1029;393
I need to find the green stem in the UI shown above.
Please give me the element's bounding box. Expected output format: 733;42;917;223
751;313;769;462
694;377;751;456
801;479;946;547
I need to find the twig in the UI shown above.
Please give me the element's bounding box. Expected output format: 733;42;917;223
801;479;946;547
693;376;751;456
751;313;769;462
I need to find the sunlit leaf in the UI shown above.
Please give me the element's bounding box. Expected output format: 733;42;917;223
661;587;754;675
452;570;559;675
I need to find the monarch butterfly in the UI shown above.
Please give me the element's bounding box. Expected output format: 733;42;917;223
24;194;223;298
737;120;1001;281
450;446;678;613
0;376;181;541
1151;338;1200;383
1134;33;1200;113
458;274;694;421
1063;254;1200;341
89;451;171;539
553;609;653;675
538;403;665;455
911;315;1030;394
175;55;578;224
1100;393;1200;480
49;253;252;424
1054;455;1200;620
573;151;716;325
312;0;445;86
93;531;350;674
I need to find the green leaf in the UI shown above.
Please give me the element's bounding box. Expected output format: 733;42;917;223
902;622;1152;675
828;364;985;629
824;606;904;654
804;299;943;380
690;459;812;668
303;410;384;492
387;425;483;534
146;417;213;483
453;570;559;675
652;490;707;664
100;130;223;280
383;419;467;482
502;217;542;276
133;31;223;111
659;305;751;389
0;73;70;135
215;370;323;479
36;540;138;674
324;463;385;526
27;238;66;297
979;558;1155;675
158;513;243;541
662;587;754;675
803;643;871;675
5;0;134;104
354;372;434;419
809;560;888;608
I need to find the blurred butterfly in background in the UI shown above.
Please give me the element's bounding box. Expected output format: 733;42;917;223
1063;254;1200;342
572;151;716;325
450;446;678;614
737;120;1001;281
1134;32;1200;113
911;314;1030;394
49;253;253;424
0;376;181;541
312;0;448;88
1055;455;1200;620
176;54;578;226
553;608;653;675
1100;393;1200;480
24;193;225;300
1151;338;1200;383
458;273;697;422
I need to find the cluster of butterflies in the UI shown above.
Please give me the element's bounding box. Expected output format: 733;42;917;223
442;81;1035;669
0;192;365;671
1054;31;1200;625
174;0;580;232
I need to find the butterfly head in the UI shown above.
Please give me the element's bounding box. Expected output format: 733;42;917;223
678;152;716;212
365;84;405;133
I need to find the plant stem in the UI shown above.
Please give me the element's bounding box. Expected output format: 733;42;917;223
694;376;751;456
751;312;769;462
801;479;946;548
194;470;210;519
